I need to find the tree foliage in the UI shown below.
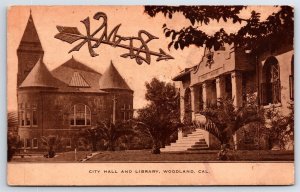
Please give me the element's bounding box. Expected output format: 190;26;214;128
136;78;181;154
198;95;264;148
144;6;293;53
94;120;134;151
41;135;62;158
265;103;294;150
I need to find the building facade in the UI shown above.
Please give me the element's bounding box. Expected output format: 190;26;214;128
172;42;294;150
17;13;133;151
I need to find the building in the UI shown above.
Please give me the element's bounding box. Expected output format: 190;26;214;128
162;42;293;151
16;12;133;151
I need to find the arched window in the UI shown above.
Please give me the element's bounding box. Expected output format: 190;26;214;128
261;56;281;105
70;104;91;126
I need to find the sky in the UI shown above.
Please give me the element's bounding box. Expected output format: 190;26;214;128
7;6;279;111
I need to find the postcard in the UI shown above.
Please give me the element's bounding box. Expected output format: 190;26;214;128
7;5;294;185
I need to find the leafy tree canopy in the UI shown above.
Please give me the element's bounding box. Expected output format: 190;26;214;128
144;6;293;53
136;78;181;153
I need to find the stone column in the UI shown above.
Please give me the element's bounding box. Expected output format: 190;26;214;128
190;86;195;121
231;71;243;150
180;86;185;123
202;83;207;109
231;71;243;107
216;76;226;100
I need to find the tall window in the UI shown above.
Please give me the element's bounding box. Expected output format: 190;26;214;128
70;104;91;126
19;103;37;127
261;57;281;105
25;103;31;126
121;104;132;121
25;138;31;148
19;103;25;126
32;138;38;148
32;104;38;126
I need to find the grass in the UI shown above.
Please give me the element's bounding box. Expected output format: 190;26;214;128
10;149;294;162
11;151;91;162
88;150;294;162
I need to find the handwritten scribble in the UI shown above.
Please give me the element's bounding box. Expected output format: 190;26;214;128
54;12;174;65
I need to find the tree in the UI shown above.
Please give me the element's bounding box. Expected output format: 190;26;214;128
80;127;102;151
7;131;20;161
265;104;294;150
144;6;293;54
196;95;264;159
7;111;20;161
41;135;62;158
136;78;181;154
96;120;134;151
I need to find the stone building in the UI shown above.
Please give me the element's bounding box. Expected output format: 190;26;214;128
162;42;294;151
17;13;133;151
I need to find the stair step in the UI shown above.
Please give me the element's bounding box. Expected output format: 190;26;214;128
194;141;207;144
161;129;209;152
191;144;208;148
187;147;209;150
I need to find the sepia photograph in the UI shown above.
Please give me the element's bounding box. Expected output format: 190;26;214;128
7;5;294;185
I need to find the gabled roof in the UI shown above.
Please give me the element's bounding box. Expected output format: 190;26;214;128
19;58;57;88
18;12;43;52
51;57;105;93
99;61;132;91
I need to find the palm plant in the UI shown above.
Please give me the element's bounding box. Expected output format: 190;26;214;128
80;127;102;151
41;135;62;158
199;94;264;153
96;120;134;151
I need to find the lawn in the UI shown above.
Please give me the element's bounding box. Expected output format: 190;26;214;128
10;149;294;162
88;150;294;162
11;151;91;162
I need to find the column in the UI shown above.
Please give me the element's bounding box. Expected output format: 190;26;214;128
179;86;185;123
190;86;195;121
201;83;210;146
216;76;226;100
231;71;243;149
202;83;207;109
231;71;243;108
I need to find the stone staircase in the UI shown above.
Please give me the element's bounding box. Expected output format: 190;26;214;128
161;129;209;152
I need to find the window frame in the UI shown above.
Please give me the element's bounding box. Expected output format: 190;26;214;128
70;104;91;126
261;57;281;105
25;138;31;149
32;138;38;148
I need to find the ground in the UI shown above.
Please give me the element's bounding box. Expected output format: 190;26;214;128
10;150;294;162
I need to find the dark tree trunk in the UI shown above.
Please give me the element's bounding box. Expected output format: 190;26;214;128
151;139;160;154
107;141;115;151
92;140;97;151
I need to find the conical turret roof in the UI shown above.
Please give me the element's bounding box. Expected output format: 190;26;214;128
18;11;43;52
19;58;58;88
99;61;131;90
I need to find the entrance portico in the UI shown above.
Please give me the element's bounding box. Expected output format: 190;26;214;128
190;71;243;117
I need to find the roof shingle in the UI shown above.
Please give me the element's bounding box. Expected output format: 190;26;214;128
99;61;132;91
19;58;58;88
